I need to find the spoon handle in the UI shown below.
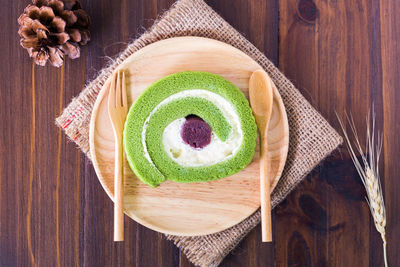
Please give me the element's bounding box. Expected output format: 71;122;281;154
260;141;272;242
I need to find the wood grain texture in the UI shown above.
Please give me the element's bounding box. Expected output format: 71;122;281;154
1;0;399;266
89;37;289;236
277;0;398;267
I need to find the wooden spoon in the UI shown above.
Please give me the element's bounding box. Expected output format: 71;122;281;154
249;69;274;242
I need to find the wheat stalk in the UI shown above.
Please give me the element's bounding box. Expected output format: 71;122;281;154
337;110;388;267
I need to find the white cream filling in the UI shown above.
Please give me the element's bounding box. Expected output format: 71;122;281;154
142;90;243;167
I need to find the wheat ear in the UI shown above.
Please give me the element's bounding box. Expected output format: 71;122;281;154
337;110;388;267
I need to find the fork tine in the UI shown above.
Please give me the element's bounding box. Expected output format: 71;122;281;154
116;70;122;107
112;72;118;106
122;71;127;107
108;76;115;110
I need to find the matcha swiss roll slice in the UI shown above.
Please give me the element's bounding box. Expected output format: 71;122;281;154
123;71;257;187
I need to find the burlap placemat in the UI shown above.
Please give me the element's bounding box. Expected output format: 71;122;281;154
56;0;342;266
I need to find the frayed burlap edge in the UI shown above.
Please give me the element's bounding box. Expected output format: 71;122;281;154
56;0;342;266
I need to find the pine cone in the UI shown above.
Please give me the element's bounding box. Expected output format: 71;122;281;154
18;0;90;67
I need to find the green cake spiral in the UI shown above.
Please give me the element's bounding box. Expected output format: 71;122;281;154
123;71;257;187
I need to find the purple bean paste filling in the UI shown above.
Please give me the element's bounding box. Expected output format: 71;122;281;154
181;115;212;149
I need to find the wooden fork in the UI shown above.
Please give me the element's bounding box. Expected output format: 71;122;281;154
108;70;128;242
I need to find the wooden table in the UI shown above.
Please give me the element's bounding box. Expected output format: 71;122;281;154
1;0;399;266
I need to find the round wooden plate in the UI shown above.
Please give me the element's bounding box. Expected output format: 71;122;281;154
89;37;289;236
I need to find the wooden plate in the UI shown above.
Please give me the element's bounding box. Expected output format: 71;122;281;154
89;37;289;236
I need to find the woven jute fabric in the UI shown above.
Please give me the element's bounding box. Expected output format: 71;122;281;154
56;0;342;266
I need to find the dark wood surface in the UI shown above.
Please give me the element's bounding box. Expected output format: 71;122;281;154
1;0;399;266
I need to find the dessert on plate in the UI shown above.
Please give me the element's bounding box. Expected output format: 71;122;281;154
123;71;257;187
